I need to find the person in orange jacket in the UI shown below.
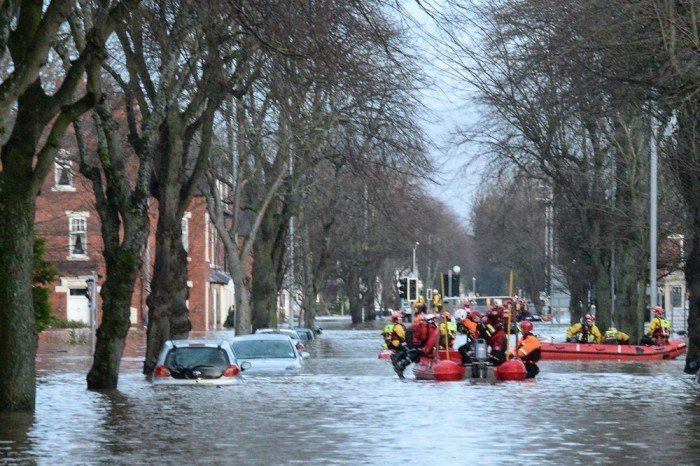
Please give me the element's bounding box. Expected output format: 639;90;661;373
511;320;541;378
456;310;484;364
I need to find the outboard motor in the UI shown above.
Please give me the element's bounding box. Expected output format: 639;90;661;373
471;338;489;379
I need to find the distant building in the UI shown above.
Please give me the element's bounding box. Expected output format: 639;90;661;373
35;149;234;331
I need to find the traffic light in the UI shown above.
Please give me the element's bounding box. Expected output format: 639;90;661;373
397;277;407;299
440;273;461;297
407;278;418;302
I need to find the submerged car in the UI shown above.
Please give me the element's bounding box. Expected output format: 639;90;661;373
152;339;249;386
255;328;305;351
293;327;316;341
231;334;309;373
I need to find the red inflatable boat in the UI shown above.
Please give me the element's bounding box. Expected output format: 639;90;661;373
540;339;686;361
413;350;465;381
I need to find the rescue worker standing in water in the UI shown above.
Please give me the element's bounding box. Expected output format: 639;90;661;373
511;321;541;378
413;295;428;315
642;306;672;345
391;314;439;378
566;314;602;344
432;291;443;314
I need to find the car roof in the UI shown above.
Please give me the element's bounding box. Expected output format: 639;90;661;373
233;333;294;341
168;339;230;348
256;328;299;336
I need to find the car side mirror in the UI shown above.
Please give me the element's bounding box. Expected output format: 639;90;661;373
300;352;310;358
240;361;252;371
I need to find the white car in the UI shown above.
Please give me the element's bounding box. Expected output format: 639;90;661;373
254;328;305;352
231;334;309;374
152;339;250;386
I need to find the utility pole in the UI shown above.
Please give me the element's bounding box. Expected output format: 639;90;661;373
650;119;658;314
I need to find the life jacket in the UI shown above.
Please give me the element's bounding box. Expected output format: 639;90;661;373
576;326;597;343
651;318;671;344
516;334;541;362
652;318;671;337
382;324;394;340
604;328;619;345
463;319;480;340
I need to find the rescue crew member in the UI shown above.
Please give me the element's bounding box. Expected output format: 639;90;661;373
566;314;602;344
384;311;406;350
603;327;630;345
413;294;428;315
392;314;438;378
486;307;508;366
511;320;541;378
432;290;443;313
457;310;484;364
438;311;457;349
642;306;672;345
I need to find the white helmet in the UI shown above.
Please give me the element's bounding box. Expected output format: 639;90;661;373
454;309;468;322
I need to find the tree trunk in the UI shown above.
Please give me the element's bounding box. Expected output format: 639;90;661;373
144;211;190;374
231;262;252;336
252;239;278;330
87;248;142;389
347;268;362;324
684;224;700;374
0;183;36;411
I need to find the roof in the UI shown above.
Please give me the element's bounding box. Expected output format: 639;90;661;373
209;269;232;284
232;334;294;341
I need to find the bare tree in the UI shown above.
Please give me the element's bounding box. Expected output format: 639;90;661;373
0;0;139;412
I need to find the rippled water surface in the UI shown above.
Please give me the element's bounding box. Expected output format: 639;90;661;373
2;321;699;465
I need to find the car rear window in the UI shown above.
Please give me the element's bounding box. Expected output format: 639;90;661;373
231;339;296;359
164;347;230;370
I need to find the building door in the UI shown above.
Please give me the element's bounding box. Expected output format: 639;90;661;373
67;288;90;323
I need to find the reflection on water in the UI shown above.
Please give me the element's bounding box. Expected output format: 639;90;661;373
2;323;699;464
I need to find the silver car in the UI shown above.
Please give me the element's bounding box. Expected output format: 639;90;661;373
152;339;250;386
254;328;305;352
231;334;309;374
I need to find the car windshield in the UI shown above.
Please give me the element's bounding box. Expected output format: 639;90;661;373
164;347;230;370
232;339;296;359
258;329;300;340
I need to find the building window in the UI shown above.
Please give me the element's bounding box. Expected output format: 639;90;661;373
671;286;683;308
54;150;75;191
69;214;88;258
182;216;189;254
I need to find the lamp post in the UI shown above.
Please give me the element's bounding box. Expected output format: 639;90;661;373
472;277;476;295
412;242;419;278
448;266;460;309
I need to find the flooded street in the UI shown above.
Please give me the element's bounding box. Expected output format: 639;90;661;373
2;321;699;465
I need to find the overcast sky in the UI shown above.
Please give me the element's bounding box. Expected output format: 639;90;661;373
401;1;485;225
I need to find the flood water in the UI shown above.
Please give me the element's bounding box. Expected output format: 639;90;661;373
2;320;699;465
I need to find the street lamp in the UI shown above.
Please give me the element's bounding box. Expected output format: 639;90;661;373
447;265;461;301
472;277;476;295
412;242;419;277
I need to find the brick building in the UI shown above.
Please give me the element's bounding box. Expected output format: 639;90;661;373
35;149;234;331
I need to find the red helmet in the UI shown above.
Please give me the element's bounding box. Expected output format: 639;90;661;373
653;306;665;317
520;321;534;334
463;299;471;308
487;309;504;329
468;310;483;323
442;311;452;321
391;311;403;323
